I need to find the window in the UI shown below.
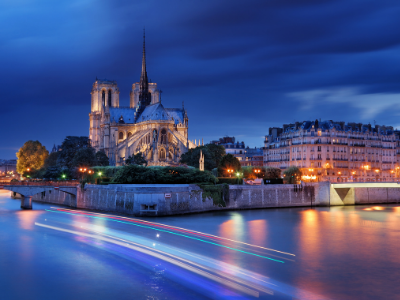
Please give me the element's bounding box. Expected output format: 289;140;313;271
160;148;166;160
119;132;123;140
127;132;132;138
160;129;167;144
108;90;112;106
102;90;105;107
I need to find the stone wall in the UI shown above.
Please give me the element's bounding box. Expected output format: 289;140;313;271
29;184;316;216
20;182;400;216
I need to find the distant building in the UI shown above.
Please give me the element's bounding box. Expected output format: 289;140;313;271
211;136;263;166
211;136;246;161
51;144;62;153
0;159;17;178
263;120;398;183
242;147;263;167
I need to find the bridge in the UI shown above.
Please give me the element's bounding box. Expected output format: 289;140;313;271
330;182;400;205
2;181;78;209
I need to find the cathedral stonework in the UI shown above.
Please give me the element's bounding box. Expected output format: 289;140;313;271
89;33;195;166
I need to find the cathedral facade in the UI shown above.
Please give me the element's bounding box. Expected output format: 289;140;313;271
89;34;195;166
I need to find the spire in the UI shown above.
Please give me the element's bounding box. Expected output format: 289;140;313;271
140;27;148;91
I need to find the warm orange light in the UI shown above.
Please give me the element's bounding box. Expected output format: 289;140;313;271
26;168;30;171
352;171;356;175
80;168;83;171
375;169;379;173
338;172;341;175
391;170;394;173
84;169;86;172
373;206;384;210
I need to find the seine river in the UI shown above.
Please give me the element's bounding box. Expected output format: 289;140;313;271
1;189;400;300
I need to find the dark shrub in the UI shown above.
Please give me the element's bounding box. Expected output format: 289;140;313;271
111;165;216;184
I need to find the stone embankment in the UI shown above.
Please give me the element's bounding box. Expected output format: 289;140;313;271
9;181;400;216
16;183;324;216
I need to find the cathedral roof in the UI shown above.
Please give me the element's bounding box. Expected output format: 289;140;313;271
109;107;136;124
165;108;185;125
137;102;173;122
109;103;185;125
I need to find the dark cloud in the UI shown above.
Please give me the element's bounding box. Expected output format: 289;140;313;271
1;0;400;158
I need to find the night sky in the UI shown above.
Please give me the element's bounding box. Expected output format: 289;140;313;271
2;0;400;159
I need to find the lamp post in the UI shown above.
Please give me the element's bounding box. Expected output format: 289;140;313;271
227;169;233;178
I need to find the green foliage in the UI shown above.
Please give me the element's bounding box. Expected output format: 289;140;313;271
283;166;302;184
205;144;226;168
16;140;49;175
71;147;96;169
90;166;123;178
180;144;226;170
43;152;59;169
217;177;243;185
198;184;229;207
57;136;90;170
95;150;109;166
111;165;216;184
125;152;147;166
217;154;242;177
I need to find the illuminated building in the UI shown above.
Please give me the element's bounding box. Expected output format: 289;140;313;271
263;120;398;182
89;32;195;166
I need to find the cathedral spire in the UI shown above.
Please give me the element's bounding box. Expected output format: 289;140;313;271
140;27;148;91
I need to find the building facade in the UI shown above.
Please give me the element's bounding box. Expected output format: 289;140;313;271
211;136;263;166
264;120;399;182
89;33;195;166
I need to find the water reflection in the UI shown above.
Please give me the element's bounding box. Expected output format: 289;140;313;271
248;219;267;246
16;210;44;230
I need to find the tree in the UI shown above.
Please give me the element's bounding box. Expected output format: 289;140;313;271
71;147;96;169
205;144;226;168
95;150;109;166
57;136;90;170
180;144;226;171
217;154;242;177
283;166;302;184
43;152;59;169
265;167;281;179
16;140;49;175
125;152;147;166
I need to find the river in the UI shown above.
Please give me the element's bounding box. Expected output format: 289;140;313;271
1;189;400;299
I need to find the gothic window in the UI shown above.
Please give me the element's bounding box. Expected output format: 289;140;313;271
127;132;132;138
108;90;112;107
160;148;166;160
102;90;105;107
119;132;123;140
161;129;167;144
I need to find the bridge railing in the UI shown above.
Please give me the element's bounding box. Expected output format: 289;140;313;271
3;181;79;187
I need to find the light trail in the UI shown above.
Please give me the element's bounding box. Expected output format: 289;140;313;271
46;208;285;263
35;222;263;297
50;207;295;257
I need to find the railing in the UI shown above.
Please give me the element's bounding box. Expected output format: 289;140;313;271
3;181;79;187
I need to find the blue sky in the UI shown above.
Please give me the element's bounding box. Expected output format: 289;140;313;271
1;0;400;158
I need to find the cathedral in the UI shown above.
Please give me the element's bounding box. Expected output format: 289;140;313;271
89;33;195;166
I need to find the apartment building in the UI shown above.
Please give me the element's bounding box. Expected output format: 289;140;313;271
263;120;398;182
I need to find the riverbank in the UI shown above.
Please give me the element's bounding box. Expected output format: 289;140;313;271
7;181;400;216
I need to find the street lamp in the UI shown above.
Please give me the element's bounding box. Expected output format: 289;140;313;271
227;169;233;178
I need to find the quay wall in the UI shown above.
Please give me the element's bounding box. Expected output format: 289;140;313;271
9;182;399;216
27;184;319;216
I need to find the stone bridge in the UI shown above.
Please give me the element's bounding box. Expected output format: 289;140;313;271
3;185;78;209
330;182;400;205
